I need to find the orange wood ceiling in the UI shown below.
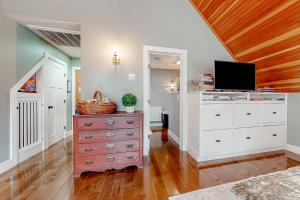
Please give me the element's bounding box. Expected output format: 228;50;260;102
190;0;300;92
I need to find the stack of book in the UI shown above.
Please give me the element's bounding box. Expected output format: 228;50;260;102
199;74;214;91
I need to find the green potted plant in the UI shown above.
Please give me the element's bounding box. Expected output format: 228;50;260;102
122;93;137;113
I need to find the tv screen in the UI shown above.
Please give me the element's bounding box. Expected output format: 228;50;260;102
215;61;256;91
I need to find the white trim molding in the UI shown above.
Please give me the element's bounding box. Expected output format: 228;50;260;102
168;130;180;145
1;52;69;175
66;130;73;138
143;45;188;156
285;144;300;155
5;53;48;175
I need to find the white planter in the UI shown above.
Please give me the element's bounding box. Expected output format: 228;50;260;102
125;106;135;113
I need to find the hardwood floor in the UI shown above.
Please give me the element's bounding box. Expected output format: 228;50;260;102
0;128;300;200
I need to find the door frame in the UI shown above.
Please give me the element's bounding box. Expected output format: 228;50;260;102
72;67;81;116
143;45;188;156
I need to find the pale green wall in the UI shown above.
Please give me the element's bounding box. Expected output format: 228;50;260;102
16;24;73;131
0;12;16;163
71;58;80;67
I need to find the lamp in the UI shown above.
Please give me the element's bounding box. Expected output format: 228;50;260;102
112;51;120;66
169;80;177;92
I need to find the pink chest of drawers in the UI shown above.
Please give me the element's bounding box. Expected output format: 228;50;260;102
73;112;143;177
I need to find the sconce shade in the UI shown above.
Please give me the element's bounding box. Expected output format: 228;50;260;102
113;51;120;66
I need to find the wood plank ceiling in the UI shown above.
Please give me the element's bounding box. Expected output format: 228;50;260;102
190;0;300;92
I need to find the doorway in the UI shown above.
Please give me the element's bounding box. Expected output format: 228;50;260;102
72;67;81;116
36;57;67;148
143;45;187;156
149;53;181;145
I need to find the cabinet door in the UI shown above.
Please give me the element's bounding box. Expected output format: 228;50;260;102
262;103;285;124
235;104;261;126
261;125;285;148
200;129;234;156
235;127;261;152
201;104;233;130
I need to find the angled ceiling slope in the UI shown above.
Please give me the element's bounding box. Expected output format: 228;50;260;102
190;0;300;92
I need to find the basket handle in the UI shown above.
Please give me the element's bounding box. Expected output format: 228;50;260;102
93;90;103;103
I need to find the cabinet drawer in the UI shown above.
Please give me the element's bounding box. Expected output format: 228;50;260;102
78;116;140;130
201;104;233;130
235;127;261;151
200;129;234;156
77;151;139;170
78;140;139;156
262;103;285;123
261;125;285;148
235;104;261;125
78;128;140;143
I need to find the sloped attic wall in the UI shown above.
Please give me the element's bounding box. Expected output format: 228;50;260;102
191;0;300;92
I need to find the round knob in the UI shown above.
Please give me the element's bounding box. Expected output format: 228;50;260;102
106;118;115;126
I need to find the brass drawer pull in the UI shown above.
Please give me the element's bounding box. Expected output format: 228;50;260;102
106;118;115;126
84;122;93;127
85;135;94;139
127;120;134;124
106;157;115;162
84;148;94;152
106;144;115;150
126;144;134;148
85;160;94;165
127;132;135;136
126;155;134;160
106;132;115;137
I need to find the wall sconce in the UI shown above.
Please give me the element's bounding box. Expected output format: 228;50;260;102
169;80;177;92
112;51;120;66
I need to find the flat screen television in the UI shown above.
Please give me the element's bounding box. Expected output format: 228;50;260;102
215;60;256;91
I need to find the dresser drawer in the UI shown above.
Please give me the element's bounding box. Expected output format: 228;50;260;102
78;128;140;143
235;104;261;125
234;127;261;152
77;151;139;170
200;129;234;156
201;104;233;130
262;103;285;124
78;140;139;156
261;125;285;148
78;116;140;130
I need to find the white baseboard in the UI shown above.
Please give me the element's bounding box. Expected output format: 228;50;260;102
18;143;43;163
0;159;16;174
66;130;73;138
285;144;300;154
168;129;180;145
187;146;200;162
150;122;163;127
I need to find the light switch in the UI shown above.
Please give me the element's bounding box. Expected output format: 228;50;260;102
128;73;136;81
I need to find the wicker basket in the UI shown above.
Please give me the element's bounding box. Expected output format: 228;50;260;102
77;91;117;115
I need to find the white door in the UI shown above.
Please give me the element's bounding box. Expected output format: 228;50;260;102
40;58;67;148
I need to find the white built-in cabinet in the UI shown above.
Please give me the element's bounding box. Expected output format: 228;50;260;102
187;92;287;162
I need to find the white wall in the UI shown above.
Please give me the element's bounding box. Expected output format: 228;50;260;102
150;68;179;112
168;92;180;138
1;0;234;111
287;93;300;147
0;11;17;162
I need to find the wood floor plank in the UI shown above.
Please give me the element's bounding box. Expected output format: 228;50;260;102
0;130;299;200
